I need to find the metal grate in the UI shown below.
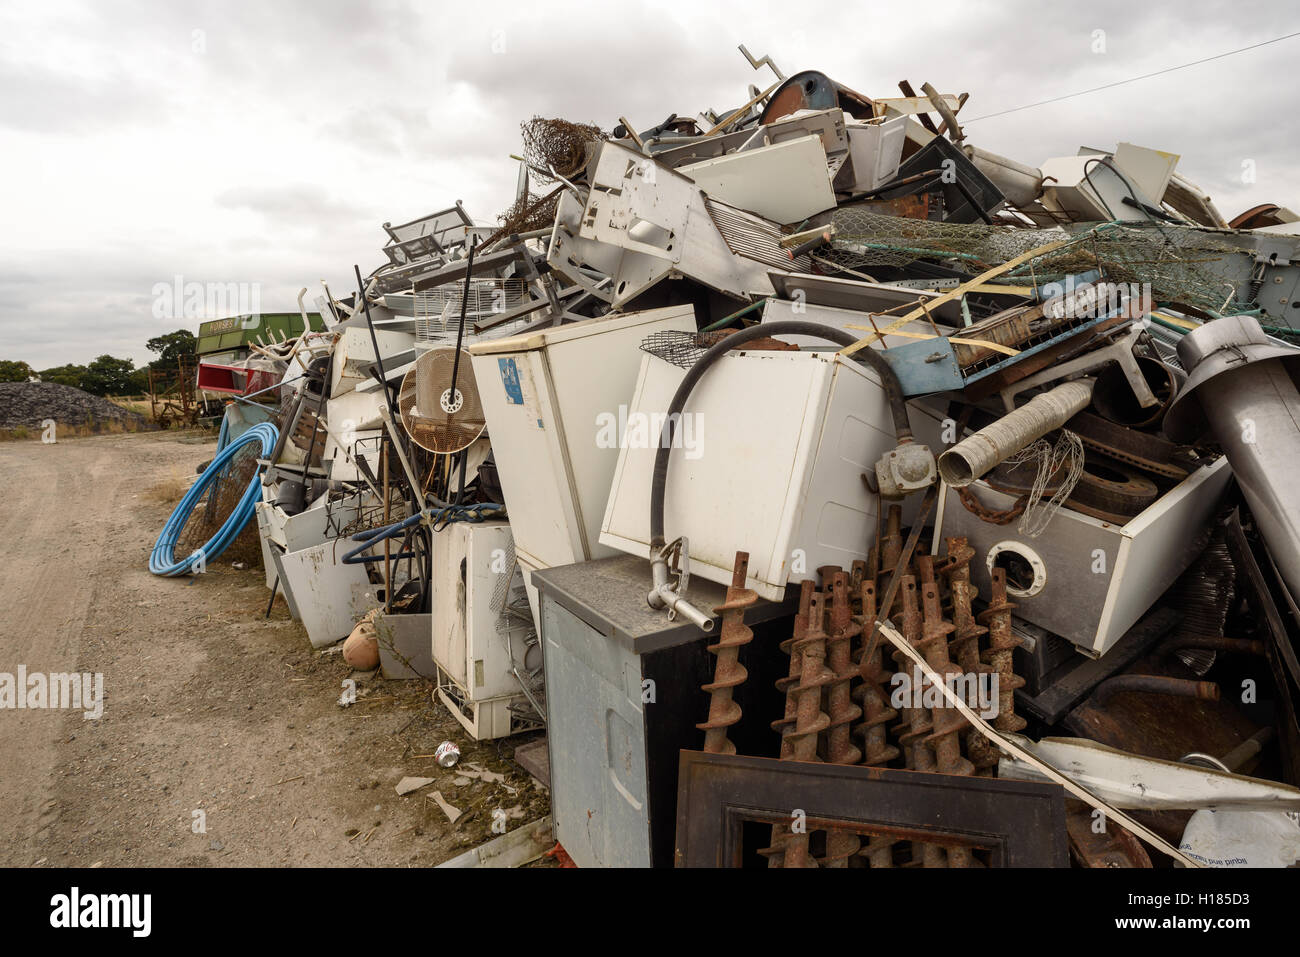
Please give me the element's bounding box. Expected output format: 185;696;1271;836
490;537;516;615
413;279;529;341
640;329;727;369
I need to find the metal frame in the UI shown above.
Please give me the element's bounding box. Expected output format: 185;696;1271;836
674;750;1068;867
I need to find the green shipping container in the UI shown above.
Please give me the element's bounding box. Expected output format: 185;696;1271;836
196;312;327;356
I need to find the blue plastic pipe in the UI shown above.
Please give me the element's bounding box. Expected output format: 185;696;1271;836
149;422;278;576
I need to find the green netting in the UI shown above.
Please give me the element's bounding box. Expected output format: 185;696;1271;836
823;211;1251;315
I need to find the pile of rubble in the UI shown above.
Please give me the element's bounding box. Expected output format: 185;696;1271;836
0;381;148;432
153;48;1300;869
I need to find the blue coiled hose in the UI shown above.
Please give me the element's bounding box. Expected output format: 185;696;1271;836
149;422;278;577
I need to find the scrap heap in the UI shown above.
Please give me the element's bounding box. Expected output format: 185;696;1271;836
154;46;1300;869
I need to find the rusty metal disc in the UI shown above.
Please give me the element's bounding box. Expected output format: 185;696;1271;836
1066;454;1158;519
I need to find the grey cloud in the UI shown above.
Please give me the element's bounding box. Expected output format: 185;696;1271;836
216;183;372;224
4;0;1300;369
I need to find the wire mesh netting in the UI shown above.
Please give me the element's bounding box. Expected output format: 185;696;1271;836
175;441;261;559
519;117;609;183
823;211;1252;315
496;187;562;237
639;329;743;369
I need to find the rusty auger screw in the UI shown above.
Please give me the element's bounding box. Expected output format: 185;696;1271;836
878;504;904;616
892;577;934;771
824;571;863;768
890;577;946;868
918;581;979;868
772;580;814;760
916;582;975;779
852;580;899;767
979;567;1026;734
941;537;998;772
761;580;813;868
698;551;757;755
784;589;836;868
822;571;862;868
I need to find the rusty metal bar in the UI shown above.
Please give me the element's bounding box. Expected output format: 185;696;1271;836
1093;674;1221;707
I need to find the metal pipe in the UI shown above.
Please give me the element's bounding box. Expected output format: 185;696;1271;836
1218;727;1275;773
960;146;1044;208
1199;358;1300;600
1094;675;1220;707
647;553;715;632
1159;636;1267;659
938;379;1094;487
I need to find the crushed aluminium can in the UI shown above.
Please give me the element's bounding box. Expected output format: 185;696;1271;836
434;741;460;768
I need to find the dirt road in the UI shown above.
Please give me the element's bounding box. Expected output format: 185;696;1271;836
0;431;548;867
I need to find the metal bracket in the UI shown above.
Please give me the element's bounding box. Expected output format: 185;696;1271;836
737;44;785;81
999;322;1156;413
660;536;691;613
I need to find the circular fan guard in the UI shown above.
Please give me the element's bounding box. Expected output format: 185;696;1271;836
397;347;485;453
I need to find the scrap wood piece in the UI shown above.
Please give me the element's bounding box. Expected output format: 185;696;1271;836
875;617;1201;867
395;776;435;796
429;790;462;824
435;817;554;869
838;240;1069;357
705;79;783;135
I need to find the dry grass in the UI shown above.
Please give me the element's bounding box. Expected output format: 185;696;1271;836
0;417;147;442
144;466;195;505
108;396;154;420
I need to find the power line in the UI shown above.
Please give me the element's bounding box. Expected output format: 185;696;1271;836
964;30;1300;123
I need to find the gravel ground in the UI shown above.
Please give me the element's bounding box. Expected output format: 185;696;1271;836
0;430;550;868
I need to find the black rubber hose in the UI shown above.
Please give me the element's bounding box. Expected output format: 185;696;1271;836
649;320;913;549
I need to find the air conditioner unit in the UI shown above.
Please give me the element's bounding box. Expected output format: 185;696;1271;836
431;520;542;740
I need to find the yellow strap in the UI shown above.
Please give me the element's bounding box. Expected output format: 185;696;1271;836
1152;310;1198;330
843;325;1021;357
838;240;1069;357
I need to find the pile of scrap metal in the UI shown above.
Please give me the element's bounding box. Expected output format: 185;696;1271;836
153;45;1300;868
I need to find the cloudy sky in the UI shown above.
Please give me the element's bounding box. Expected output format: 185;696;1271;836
1;0;1297;368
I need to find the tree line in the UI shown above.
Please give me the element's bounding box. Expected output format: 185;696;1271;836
0;330;197;396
